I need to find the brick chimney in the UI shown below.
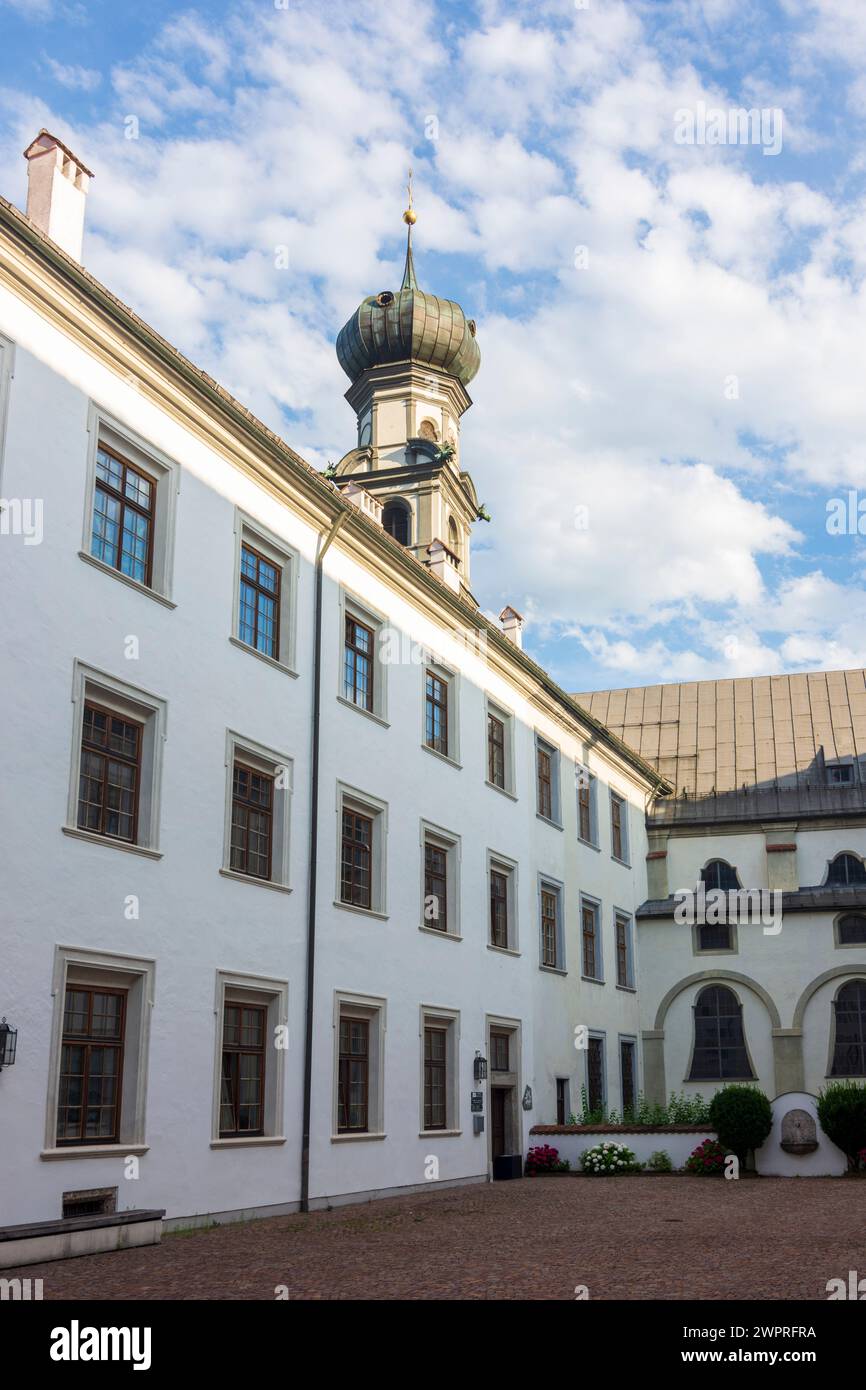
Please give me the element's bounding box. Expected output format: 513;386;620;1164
23;129;93;263
499;606;524;648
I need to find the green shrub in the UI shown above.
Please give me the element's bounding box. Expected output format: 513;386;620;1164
647;1149;674;1172
708;1085;772;1166
580;1141;641;1174
685;1138;728;1174
817;1081;866;1169
568;1087;711;1128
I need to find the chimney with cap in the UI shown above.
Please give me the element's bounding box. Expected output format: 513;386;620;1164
499;606;524;648
22;129;93;263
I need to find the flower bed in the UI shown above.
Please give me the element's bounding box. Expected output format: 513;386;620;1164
529;1125;717;1171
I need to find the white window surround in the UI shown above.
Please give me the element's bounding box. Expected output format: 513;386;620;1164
221;731;293;891
332;991;387;1140
614;908;636;989
609;789;630;865
419;1005;461;1135
535;731;562;827
420;820;462;938
335;782;389;918
485;695;517;798
487;849;519;954
575;760;599;848
211;970;289;1147
421;658;461;766
0;332;14;495
580;893;604;982
692;920;739;956
538;874;566;973
80;403;180;605
338;588;389;725
42;944;156;1159
231;508;299;675
64;660;167;857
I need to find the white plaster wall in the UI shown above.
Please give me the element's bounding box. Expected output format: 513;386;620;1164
797;827;866;887
754;1092;848;1177
531;1129;716;1169
666;831;769;892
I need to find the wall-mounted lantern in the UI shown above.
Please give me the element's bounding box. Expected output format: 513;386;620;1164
473;1051;487;1082
0;1017;17;1071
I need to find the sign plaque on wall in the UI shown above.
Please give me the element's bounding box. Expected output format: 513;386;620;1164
470;1091;483;1113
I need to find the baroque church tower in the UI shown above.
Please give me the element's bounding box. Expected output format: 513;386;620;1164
334;179;483;603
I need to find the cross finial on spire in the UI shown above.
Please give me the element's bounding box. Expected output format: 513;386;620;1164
401;165;418;290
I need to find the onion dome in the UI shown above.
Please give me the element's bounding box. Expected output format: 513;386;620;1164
336;190;480;388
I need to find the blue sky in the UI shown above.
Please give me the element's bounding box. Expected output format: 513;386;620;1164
2;0;866;692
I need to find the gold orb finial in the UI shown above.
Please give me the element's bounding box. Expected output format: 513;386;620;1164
403;166;416;225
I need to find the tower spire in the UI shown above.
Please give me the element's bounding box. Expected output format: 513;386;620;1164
401;166;418;291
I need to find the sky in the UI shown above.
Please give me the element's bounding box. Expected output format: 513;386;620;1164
1;0;866;693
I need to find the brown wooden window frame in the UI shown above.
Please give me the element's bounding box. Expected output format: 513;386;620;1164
586;1035;605;1113
57;985;127;1147
577;769;593;842
238;541;281;660
90;444;155;589
615;913;632;988
343;614;375;712
611;792;626;861
338;1014;370;1133
582;900;600;980
424;840;448;932
490;1030;510;1072
487;712;506;788
423;1025;448;1131
540;886;559;969
230;761;274;881
219;1001;267;1138
77;700;143;845
620;1038;637;1115
425;669;449;757
490;867;509;949
341;808;374;910
536;743;553;821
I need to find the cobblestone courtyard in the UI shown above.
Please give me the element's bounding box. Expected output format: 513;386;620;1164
10;1177;865;1300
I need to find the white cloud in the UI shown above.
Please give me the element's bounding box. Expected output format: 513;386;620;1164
43;57;101;92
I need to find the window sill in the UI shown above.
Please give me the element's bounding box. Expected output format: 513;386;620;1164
78;550;176;608
536;813;563;831
229;635;298;678
336;694;390;728
487;944;520;957
693;948;738;957
219;868;292;894
330;1132;386;1143
539;964;567;976
333;900;389;921
422;743;462;771
62;826;163;860
210;1136;287;1149
419;925;462;941
611;855;631;868
578;836;601;852
419;1129;462;1138
581;974;606;986
41;1143;149;1161
616;983;637;994
485;780;518;801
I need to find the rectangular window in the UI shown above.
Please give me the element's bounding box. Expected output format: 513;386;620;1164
230;762;274;880
57;987;126;1146
344;615;374;711
238;543;280;659
576;762;596;844
541;888;558;968
488;713;505;787
424;841;448;932
582;900;600;980
341;809;373;909
611;791;627;861
90;445;154;588
490;869;508;948
587;1036;605;1113
219;1003;266;1137
615;913;633;988
77;702;142;844
338;1016;369;1133
490;1030;510;1072
620;1039;636;1114
698;921;733;951
556;1077;569;1126
423;1026;447;1131
537;745;553;820
425;670;448;756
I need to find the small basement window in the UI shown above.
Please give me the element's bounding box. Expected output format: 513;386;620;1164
62;1187;117;1219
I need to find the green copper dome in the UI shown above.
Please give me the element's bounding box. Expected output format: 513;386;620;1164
336;237;481;388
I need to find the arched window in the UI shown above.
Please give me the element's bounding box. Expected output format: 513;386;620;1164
383;501;410;548
448;516;460;563
701;860;739;891
688;985;753;1080
838;914;866;945
826;853;866;886
831;980;866;1076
